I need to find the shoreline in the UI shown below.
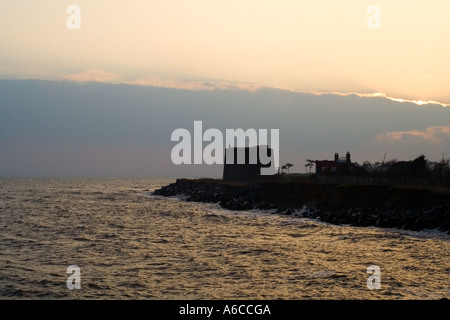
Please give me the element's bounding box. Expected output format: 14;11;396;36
153;178;450;234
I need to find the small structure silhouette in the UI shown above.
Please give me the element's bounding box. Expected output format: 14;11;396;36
223;146;274;182
315;152;358;175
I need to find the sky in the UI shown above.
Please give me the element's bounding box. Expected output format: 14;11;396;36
0;1;449;177
1;1;450;103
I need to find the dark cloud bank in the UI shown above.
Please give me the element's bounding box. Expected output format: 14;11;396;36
1;80;449;177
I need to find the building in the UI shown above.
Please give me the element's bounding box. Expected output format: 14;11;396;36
223;146;274;182
315;152;358;175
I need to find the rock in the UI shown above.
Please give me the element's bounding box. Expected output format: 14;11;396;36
284;208;295;215
152;179;450;234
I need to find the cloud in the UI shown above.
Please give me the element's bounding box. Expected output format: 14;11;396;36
62;69;120;83
376;126;450;143
130;77;262;92
302;91;450;108
59;72;450;107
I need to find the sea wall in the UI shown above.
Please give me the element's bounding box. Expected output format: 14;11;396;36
153;179;450;233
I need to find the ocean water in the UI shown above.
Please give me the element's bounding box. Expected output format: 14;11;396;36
0;177;448;300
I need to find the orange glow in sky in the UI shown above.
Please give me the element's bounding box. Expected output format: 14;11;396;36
1;1;449;104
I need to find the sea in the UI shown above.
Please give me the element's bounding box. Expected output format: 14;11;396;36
0;177;449;300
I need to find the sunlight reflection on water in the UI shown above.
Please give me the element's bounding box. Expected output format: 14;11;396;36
0;177;448;299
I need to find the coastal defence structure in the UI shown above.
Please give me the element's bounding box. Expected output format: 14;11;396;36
223;146;274;182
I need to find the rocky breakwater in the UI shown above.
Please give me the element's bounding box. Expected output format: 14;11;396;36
153;179;450;233
153;179;269;210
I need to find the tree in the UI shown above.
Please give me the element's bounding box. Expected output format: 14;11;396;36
306;159;315;173
286;163;294;174
362;161;373;173
411;155;428;177
281;165;287;174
